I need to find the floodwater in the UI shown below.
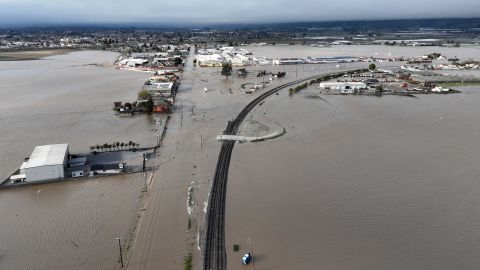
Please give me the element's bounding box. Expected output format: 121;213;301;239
2;45;479;269
0;174;146;269
226;79;480;269
0;51;157;269
244;44;480;60
0;51;159;180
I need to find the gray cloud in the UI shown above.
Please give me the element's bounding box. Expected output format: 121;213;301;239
0;0;479;26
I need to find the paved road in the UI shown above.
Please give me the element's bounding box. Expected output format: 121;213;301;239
127;47;199;270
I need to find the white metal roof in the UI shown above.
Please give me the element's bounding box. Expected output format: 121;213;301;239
151;82;173;90
24;144;68;169
320;82;367;86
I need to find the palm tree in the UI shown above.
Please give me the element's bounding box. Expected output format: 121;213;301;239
120;142;125;150
116;141;120;151
89;146;95;153
128;141;133;149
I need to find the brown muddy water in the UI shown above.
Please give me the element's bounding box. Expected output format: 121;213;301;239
0;51;157;269
226;82;480;269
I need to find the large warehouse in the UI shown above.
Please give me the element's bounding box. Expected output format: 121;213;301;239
319;82;367;94
21;144;69;182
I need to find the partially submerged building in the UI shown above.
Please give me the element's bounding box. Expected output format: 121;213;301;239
118;58;149;67
7;143;134;185
273;58;306;65
90;163;125;175
20;144;69;182
319;82;367;94
144;82;174;99
195;54;225;67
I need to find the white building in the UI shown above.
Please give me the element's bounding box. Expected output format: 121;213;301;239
319;82;367;94
90;163;125;175
431;86;450;93
118;58;148;67
22;144;69;182
273;58;306;65
144;82;174;98
195;54;225;67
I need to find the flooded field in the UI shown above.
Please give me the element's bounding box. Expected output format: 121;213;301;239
226;81;480;269
0;51;159;180
0;51;156;269
2;45;480;270
244;44;480;60
0;174;147;269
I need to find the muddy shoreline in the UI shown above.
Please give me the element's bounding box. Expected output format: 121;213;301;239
0;49;79;61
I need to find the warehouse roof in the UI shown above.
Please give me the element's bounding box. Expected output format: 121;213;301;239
24;144;68;169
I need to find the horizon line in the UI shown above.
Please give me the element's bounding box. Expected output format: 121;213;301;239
1;16;479;30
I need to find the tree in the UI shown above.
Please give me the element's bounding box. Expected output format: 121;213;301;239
145;96;154;114
174;57;183;66
221;62;233;79
369;63;376;70
138;90;150;100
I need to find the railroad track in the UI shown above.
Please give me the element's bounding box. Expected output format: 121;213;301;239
203;70;367;270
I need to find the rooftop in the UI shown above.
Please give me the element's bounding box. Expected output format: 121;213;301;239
24;144;68;169
146;82;174;91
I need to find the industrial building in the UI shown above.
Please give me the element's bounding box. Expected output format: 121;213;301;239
6;143;137;185
319;82;367;94
195;54;225;67
20;144;69;182
273;58;306;65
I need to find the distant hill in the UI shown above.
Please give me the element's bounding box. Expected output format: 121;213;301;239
210;18;480;32
3;18;480;33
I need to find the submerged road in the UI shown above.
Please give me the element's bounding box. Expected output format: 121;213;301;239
202;69;367;270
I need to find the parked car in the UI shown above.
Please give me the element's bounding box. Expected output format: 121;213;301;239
242;253;252;265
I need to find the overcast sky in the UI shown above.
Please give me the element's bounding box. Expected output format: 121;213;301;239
0;0;479;26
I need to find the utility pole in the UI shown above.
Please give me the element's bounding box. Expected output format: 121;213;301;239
142;153;146;172
262;71;265;88
247;237;255;270
116;237;124;268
